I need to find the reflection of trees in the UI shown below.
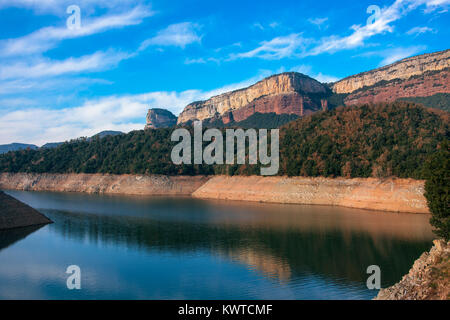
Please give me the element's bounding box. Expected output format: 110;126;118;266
0;225;44;251
44;209;432;286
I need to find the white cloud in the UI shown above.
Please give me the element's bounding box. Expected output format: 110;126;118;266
229;33;308;60
406;26;436;35
139;22;202;50
357;45;427;66
0;0;145;14
0;72;272;145
308;17;329;29
0;50;132;80
0;5;153;57
230;0;449;60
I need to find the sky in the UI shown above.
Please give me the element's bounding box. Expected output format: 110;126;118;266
0;0;449;146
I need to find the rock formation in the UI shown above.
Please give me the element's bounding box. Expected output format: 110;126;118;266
145;108;177;129
332;49;450;94
0;191;52;230
375;239;449;300
177;72;329;124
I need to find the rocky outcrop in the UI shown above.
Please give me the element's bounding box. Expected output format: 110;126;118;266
192;176;429;214
0;191;52;230
332;49;450;94
145;108;177;129
0;173;209;196
344;68;449;105
177;72;329;124
375;239;450;300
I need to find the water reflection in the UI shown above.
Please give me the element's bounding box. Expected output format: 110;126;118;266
1;190;434;299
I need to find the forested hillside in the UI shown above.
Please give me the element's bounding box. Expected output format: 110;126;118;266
0;102;447;179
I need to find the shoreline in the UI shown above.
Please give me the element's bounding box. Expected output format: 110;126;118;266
0;172;429;214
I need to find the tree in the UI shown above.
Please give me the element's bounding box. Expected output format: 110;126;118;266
423;140;449;241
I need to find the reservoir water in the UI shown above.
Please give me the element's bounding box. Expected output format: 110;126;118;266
0;190;434;299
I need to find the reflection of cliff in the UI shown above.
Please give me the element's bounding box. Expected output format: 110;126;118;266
43;208;432;287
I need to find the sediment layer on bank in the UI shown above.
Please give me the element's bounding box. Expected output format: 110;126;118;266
0;173;429;213
0;172;210;196
192;176;429;214
0;191;52;230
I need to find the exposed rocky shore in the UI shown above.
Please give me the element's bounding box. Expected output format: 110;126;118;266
0;191;52;230
0;173;429;214
375;239;450;300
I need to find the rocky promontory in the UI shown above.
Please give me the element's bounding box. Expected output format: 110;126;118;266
375;239;449;300
145;108;177;129
177;72;329;124
0;191;52;230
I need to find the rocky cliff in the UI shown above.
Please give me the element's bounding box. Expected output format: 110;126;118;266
145;108;177;129
177;72;329;124
375;239;449;300
332;49;450;94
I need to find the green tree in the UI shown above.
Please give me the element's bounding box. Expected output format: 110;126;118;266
423;140;450;241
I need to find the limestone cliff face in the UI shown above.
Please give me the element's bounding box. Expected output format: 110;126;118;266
145;108;177;129
343;68;449;105
332;49;450;94
177;72;328;124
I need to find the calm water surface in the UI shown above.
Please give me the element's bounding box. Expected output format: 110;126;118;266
0;190;434;299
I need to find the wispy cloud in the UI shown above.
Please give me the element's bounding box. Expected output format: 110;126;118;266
230;0;449;60
229;33;308;60
308;17;329;30
0;5;153;57
0;50;133;80
406;26;437;36
139;22;202;50
356;45;427;66
0;71;272;145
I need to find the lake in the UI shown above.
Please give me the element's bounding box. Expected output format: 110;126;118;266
0;190;434;299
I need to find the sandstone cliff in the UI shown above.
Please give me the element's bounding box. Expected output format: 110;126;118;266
332;49;450;94
145;108;177;129
375;239;449;300
177;72;329;124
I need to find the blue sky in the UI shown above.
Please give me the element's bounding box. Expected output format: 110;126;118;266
0;0;449;145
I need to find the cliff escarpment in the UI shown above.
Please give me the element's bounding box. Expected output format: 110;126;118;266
332;49;450;94
177;72;329;124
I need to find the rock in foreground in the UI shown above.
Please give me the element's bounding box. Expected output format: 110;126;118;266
375;239;449;300
0;191;52;230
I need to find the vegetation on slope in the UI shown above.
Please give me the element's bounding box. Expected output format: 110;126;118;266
423;140;450;241
0;102;448;179
398;93;450;112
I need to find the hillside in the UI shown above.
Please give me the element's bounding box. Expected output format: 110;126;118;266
0;102;447;179
0;143;38;154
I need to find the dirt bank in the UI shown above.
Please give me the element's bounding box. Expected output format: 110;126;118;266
375;239;449;300
0;173;429;213
0;191;52;230
0;172;210;196
192;176;429;214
